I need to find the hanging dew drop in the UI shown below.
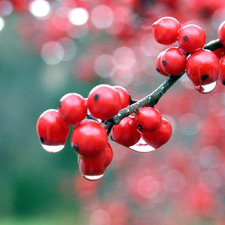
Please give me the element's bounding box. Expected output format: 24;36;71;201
41;144;65;153
84;174;104;181
129;138;155;153
194;81;217;94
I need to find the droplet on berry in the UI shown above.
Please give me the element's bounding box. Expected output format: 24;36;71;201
84;174;104;181
129;138;155;153
193;81;217;94
41;144;65;153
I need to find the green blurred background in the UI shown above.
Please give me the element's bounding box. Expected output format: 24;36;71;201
0;14;93;224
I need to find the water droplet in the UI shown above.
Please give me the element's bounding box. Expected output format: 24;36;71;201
84;174;104;181
129;138;155;153
41;144;64;153
194;81;217;94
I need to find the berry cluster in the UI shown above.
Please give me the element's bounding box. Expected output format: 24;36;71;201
153;17;225;94
36;83;173;181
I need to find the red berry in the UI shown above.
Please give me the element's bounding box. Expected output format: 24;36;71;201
71;120;108;158
136;106;162;133
141;118;172;149
218;21;225;47
113;86;130;109
111;116;140;147
178;25;206;53
152;17;181;45
36;109;70;153
186;49;219;92
219;55;225;85
78;143;113;181
213;47;225;59
87;84;121;120
58;93;87;126
161;47;186;75
156;51;169;76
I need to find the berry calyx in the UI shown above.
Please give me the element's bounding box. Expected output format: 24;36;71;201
71;120;108;158
136;106;162;133
36;109;70;153
87;84;121;120
152;17;181;45
111;116;141;147
58;93;87;126
178;24;206;53
156;51;169;76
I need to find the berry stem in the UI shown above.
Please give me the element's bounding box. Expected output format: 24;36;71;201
111;39;222;125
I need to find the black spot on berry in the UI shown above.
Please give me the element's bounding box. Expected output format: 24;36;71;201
40;137;44;143
162;59;167;66
222;81;225;85
183;35;189;41
201;75;209;81
73;145;79;151
58;101;62;108
156;67;160;73
94;94;99;101
138;124;143;130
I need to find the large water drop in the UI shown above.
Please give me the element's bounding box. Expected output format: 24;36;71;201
41;144;65;153
194;81;217;94
84;174;104;181
129;138;155;153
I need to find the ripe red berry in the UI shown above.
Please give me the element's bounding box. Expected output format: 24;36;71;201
36;109;70;153
178;24;206;53
213;47;225;59
111;116;140;147
156;51;169;76
78;143;113;181
87;84;121;120
113;86;130;109
218;21;225;47
219;55;225;85
186;49;219;93
136;106;162;133
71;120;108;158
141;118;172;149
161;47;186;75
152;17;181;45
58;93;87;126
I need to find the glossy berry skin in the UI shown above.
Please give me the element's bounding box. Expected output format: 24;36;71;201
78;143;113;180
178;25;206;53
219;55;225;85
161;47;186;75
218;21;225;47
114;86;130;109
87;84;121;120
36;109;70;146
141;118;172;149
71;120;108;158
58;93;87;126
213;47;225;59
136;106;162;133
156;51;169;76
152;17;181;45
186;49;219;87
111;116;140;147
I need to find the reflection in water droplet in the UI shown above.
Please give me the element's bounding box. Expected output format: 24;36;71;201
129;138;155;153
84;174;104;181
194;81;217;94
41;144;64;153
